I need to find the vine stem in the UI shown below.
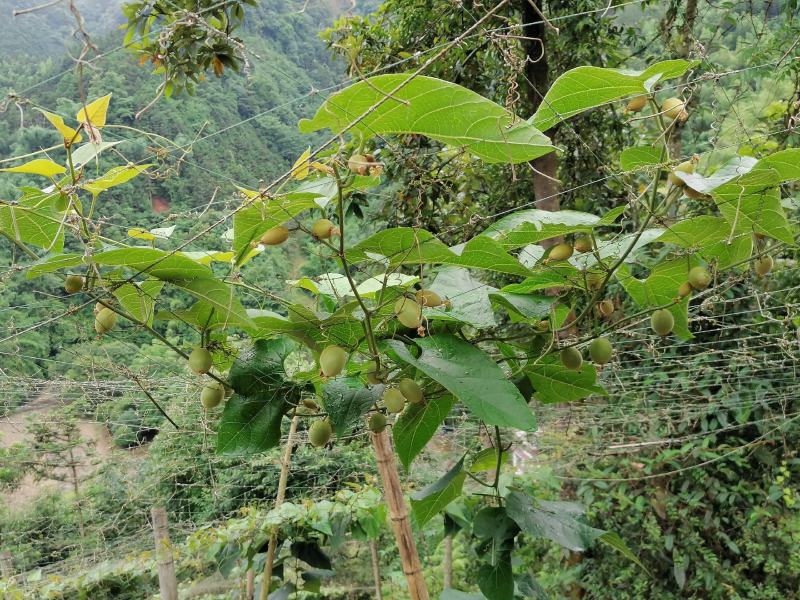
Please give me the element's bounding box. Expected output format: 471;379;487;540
257;413;299;600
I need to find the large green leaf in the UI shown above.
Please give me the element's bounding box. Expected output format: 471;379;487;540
217;339;303;455
526;355;607;404
322;378;381;437
619;146;664;171
423;267;497;329
531;59;697;131
756;148;800;182
172;278;254;329
300;74;554;164
82;164;150;196
113;280;164;326
382;335;536;431
480;209;599;249
473;507;519;565
94;247;212;280
393;394;456;469
477;558;513;600
657;216;753;269
0;196;65;252
411;456;466;527
346;228;531;277
26;253;83;279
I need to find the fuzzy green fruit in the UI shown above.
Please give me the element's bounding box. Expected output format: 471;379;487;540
394;297;423;329
383;388;406;413
754;255;774;277
662;97;686;120
94;308;117;334
415;289;443;307
548;243;574;262
368;412;387;433
668;159;695;186
319;345;348;377
64;275;84;294
259;226;289;246
560;346;583;370
188;347;213;375
398;378;424;404
200;382;225;409
311;218;335;240
688;266;711;290
309;419;332;447
597;299;614;317
678;281;693;298
364;361;382;385
651;309;675;336
589;337;613;365
626;95;648;113
574;235;594;253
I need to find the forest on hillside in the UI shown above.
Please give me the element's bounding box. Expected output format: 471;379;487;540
0;0;799;599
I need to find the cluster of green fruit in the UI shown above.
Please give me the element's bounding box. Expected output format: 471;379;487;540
64;276;120;336
188;347;231;409
626;94;688;122
252;217;338;248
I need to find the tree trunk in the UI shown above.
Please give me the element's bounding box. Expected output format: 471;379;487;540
258;414;300;600
371;430;429;600
151;507;179;600
369;539;385;600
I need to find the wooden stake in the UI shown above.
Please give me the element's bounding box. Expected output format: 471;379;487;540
369;539;384;600
371;430;430;600
258;414;300;600
150;507;178;600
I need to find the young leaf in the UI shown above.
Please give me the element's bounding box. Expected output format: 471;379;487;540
290;147;311;180
382;335;536;431
71;141;123;167
217;339;303;455
300;74;554;164
76;94;112;128
411;456;466;527
82;164;151;196
0;159;66;177
393;394;456;469
36;109;82;144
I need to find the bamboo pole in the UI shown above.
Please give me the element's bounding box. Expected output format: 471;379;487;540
258;414;299;600
150;507;178;600
371;430;429;600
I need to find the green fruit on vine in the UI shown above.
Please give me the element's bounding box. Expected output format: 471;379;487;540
651;309;674;336
688;266;712;290
662;97;686;120
754;255;773;277
626;94;648;113
415;289;443;307
394;297;423;329
667;159;695;186
678;281;693;298
259;226;289;246
319;345;348;377
548;243;574;262
94;307;117;334
311;218;335;240
364;361;382;385
383;388;406;413
368;412;387;433
586;272;604;291
309;419;332;447
589;337;613;365
398;378;424;404
534;319;550;332
64;275;84;294
301;398;319;411
574;235;594;253
597;299;614;317
348;154;369;175
188;347;213;375
200;382;225;409
560;346;583;370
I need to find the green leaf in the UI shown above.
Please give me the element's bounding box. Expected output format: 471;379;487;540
82;164;151;196
113;280;164;326
489;292;555;323
173;278;254;329
322;378;381;437
500;266;583;293
526;355;607;404
531;60;697;131
300;74;554;164
424;267;497;329
473;507;519;565
346;228;531;277
382;335;536;431
477;557;513;600
620;146;663;171
469;448;507;474
217;339;303;455
355;272;418;298
71;141;123;167
757;148;800;182
440;591;485;600
411;456;466;527
506;491;602;552
232;192;319;259
480;209;599;250
0;159;66;177
0;196;65;251
597;531;647;572
677;156;756;193
94;248;213;280
393;394;456;470
26;253;83;279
